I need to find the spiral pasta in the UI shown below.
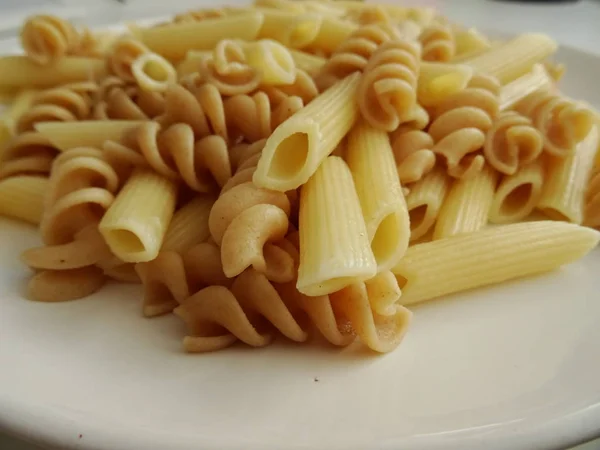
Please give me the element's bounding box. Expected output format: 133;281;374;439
357;39;421;131
175;267;411;353
315;23;402;90
0;131;58;180
419;23;455;62
103;121;231;192
429;73;501;179
21;147;121;302
391;130;436;187
93;77;165;121
514;90;595;158
20;15;82;65
108;36;151;82
224;91;304;143
584;167;600;229
16;82;97;133
483;111;544;175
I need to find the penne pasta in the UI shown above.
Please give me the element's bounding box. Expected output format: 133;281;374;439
99;168;178;263
140;13;265;60
297;156;376;296
499;64;552;111
418;61;473;107
0;175;48;224
433;164;498;239
34;120;143;151
453;28;491;59
255;9;323;49
305;17;357;55
0;56;107;89
253;72;360;192
289;49;326;76
393;221;600;305
346;122;410;272
537;127;599;224
161;195;216;253
489;160;545;224
464;33;558;84
405;166;452;241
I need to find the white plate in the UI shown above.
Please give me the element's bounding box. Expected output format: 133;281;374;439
2;36;600;450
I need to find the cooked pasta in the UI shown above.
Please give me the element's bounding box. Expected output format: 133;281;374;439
357;39;421;131
537;127;599;224
253;72;360;191
346;121;409;271
392;221;600;305
489;159;545;224
0;3;598;356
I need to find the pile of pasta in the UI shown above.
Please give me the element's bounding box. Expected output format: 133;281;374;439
0;0;599;354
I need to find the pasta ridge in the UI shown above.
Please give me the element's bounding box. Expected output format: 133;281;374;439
0;131;59;180
584;167;600;229
419;22;455;62
20;15;83;65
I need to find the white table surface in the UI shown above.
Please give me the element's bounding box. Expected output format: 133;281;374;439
1;0;600;449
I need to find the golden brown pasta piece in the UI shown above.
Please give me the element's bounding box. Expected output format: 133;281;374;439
27;266;106;302
483;111;544;175
429;73;500;179
261;69;319;104
357;39;421;131
108;36;150;81
224;92;304;143
16;82;97;133
419;22;455;62
391;130;436;186
103;121;231;192
20;15;81;65
0;131;58;180
514;90;595;158
157;83;227;141
93;78;164;121
315;22;401;90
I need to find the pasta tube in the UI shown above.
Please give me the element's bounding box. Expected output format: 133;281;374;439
0;175;48;224
418;62;473;107
499;64;552;111
297;156;376;296
392;221;600;305
253;72;360;192
161;195;216;253
433;164;498;239
99;168;178;263
255;9;323;49
140;13;264;60
464;33;558;84
289;50;326;76
35;120;143;151
346;122;409;271
0;56;107;88
405;166;452;241
538;127;599;224
489;160;545;224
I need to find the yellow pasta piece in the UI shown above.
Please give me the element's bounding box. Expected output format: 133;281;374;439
433;164;498;239
140;13;264;60
99;168;178;263
297;156;376;296
176;50;212;77
418;61;473;107
0;56;107;89
255;9;323;49
289;50;326;76
131;52;177;92
464;33;558;84
0;175;48;224
392;221;600;305
499;64;552;111
306;16;357;55
346;122;409;271
161;195;216;253
489;160;545;224
538;127;598;224
0;89;37;146
454;28;491;59
405;166;452;242
243;40;296;85
35;120;143;151
253;72;360;192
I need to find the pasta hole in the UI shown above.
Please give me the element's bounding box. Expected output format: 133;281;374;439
500;183;532;217
105;230;146;254
371;213;400;266
395;274;408;290
267;132;309;180
409;205;428;231
142;59;171;83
